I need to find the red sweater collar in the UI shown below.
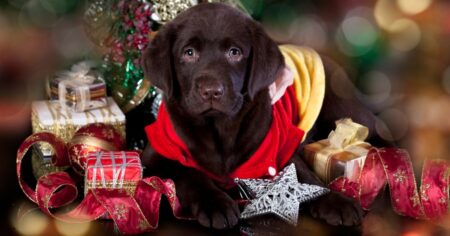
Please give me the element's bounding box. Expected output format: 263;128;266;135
145;86;304;182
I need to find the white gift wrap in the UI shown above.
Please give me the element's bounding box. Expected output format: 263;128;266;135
49;61;108;112
31;97;126;143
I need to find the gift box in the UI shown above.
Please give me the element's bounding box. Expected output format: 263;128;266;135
48;61;107;112
31;97;125;157
84;151;143;196
304;118;371;184
31;142;69;179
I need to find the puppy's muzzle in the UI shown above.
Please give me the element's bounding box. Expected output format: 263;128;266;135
197;80;225;102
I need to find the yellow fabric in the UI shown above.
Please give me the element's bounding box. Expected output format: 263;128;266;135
279;45;326;139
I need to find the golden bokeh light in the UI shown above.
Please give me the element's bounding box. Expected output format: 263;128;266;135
12;210;49;235
54;220;91;236
396;0;432;15
374;0;402;30
389;18;421;51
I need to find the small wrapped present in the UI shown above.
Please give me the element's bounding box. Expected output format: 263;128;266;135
48;61;107;112
68;123;125;175
84;151;143;196
31;97;125;157
304;118;371;184
31;142;69;179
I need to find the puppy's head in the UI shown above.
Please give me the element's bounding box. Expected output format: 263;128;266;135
142;3;284;118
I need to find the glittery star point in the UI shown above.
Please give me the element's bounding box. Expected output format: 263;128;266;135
236;163;329;225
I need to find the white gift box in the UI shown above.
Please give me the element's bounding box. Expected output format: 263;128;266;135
31;97;126;143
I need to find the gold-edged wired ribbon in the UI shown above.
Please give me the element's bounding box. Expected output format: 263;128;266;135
16;132;190;234
313;118;370;183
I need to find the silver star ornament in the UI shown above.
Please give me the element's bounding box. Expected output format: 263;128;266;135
236;163;329;225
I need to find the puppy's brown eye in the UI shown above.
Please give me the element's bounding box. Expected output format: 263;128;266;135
185;48;194;56
182;48;199;62
226;47;242;62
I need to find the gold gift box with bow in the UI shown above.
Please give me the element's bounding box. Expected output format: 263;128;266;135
304;118;371;184
31;97;125;142
31;97;126;161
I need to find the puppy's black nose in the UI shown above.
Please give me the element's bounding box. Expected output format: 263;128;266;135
199;83;224;101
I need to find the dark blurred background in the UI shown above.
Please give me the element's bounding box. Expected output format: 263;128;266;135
1;0;449;235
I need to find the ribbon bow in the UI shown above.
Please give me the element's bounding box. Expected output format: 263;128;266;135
57;61;96;83
312;118;370;183
57;61;101;112
16;132;189;234
328;118;369;150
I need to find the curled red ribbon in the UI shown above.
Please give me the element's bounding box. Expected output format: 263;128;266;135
16;132;189;234
330;148;450;220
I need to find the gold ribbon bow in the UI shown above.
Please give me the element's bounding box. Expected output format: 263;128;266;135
328;118;369;150
310;118;371;183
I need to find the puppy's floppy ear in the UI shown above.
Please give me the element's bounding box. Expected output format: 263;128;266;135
247;22;285;100
141;24;176;97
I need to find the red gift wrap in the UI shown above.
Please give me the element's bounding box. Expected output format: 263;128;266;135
68;123;125;175
16;132;189;234
84;151;143;196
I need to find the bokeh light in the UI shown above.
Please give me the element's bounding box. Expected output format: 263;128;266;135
328;66;354;99
396;0;432;15
336;7;379;57
55;220;91;236
407;96;430;129
342;16;377;47
335;28;365;57
288;16;326;49
377;108;409;141
12;209;49;235
407;94;450;131
389;18;422;52
359;70;392;105
374;0;402;31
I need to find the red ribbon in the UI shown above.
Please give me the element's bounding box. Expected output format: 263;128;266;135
330;148;450;220
19;134;450;232
16;132;189;234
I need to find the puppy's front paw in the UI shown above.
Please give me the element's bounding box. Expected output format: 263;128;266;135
191;190;240;229
309;191;364;226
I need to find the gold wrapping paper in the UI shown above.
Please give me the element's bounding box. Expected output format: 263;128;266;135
31;97;126;155
85;180;138;196
31;142;69;179
304;118;371;184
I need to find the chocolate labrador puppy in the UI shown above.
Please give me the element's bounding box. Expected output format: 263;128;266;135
141;3;387;229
